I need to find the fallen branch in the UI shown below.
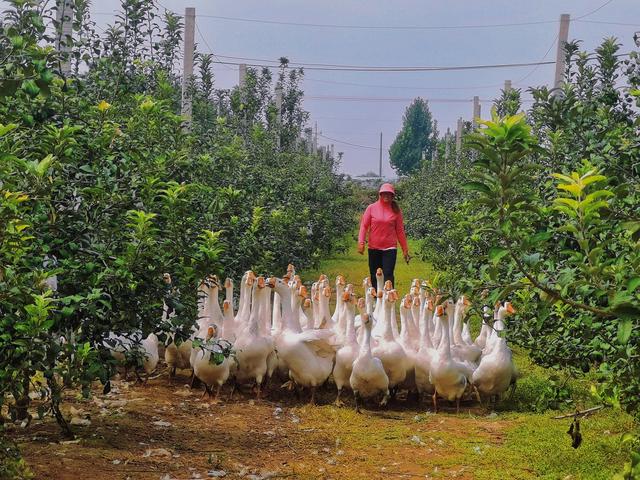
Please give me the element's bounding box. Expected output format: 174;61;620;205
552;405;606;419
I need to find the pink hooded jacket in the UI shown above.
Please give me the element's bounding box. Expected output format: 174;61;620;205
358;200;409;253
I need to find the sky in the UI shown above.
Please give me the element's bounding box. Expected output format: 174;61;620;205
33;1;640;175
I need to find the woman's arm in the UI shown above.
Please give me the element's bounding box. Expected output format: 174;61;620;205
395;210;409;257
358;205;372;250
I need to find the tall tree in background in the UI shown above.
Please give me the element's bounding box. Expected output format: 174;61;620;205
389;98;436;176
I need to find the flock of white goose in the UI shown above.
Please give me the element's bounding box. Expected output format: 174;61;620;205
110;265;518;413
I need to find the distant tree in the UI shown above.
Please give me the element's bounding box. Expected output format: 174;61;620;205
389;98;436;175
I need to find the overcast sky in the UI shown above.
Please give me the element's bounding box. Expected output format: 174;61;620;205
48;1;640;175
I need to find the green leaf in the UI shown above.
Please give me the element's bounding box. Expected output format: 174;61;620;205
617;318;633;345
530;231;552;244
462;182;492;195
627;277;640;293
488;246;510;265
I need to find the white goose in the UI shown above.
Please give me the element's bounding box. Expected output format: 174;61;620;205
192;324;231;400
233;277;274;398
349;313;390;413
398;295;417;395
372;290;407;391
451;297;482;364
233;271;256;336
332;290;359;406
472;303;518;402
429;301;468;413
269;277;336;404
414;299;436;401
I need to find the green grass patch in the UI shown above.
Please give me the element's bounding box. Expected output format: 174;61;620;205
299;236;638;479
303;236;433;297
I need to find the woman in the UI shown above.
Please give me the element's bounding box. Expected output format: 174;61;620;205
358;183;410;290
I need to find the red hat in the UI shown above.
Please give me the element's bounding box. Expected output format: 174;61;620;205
379;183;395;195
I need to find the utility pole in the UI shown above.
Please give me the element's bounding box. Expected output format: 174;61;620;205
313;122;318;153
275;85;282;149
472;96;481;129
504;79;512;92
554;14;571;90
455;117;463;161
379;132;383;178
55;0;73;75
444;128;451;168
239;63;247;89
181;7;196;131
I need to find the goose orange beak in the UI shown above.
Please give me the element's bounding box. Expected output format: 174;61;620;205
506;302;516;314
435;305;444;316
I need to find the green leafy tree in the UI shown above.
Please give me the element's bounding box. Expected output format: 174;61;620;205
389;97;436;175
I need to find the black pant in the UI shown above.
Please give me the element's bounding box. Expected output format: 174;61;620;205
368;248;397;291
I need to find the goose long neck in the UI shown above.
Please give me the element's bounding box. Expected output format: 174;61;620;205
360;322;372;357
345;302;357;344
419;310;434;349
383;301;394;340
247;286;260;335
453;303;464;344
442;316;452;358
278;287;301;333
399;307;410;342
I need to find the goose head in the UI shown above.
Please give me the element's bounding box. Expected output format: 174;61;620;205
357;297;366;315
224;277;233;289
298;285;308;299
385;289;399;304
287;263;296;275
435;304;444;317
163;273;172;284
402;294;413;310
383;280;393;292
322;285;332;299
245;271;256;286
223;300;232;314
363;277;372;289
361;312;371;328
256;276;266;289
206;324;218;341
444;298;455;315
427;299;434;311
336;275;346;287
505;301;516;315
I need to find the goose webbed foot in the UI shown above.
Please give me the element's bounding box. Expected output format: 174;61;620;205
354;391;362;414
334;388;344;407
380;390;390;408
432;391;438;414
455;396;461;414
309;387;317;405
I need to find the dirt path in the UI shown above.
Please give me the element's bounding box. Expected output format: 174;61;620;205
10;371;522;480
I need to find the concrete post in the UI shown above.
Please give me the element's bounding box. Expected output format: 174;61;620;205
455;117;463;160
504;79;512;92
181;7;195;131
275;85;282;149
313;122;318;153
472;96;481;129
554;14;571;90
56;0;74;75
379;132;383;177
239;63;247;89
444;128;451;167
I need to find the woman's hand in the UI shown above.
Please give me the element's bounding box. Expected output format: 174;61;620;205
357;243;365;255
403;251;411;264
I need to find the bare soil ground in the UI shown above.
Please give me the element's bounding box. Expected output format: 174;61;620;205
7;368;520;480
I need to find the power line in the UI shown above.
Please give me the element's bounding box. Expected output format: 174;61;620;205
210;58;557;72
195;21;235;71
574;0;616;20
575;19;640;27
304;77;504;91
318;133;378;149
515;32;560;86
